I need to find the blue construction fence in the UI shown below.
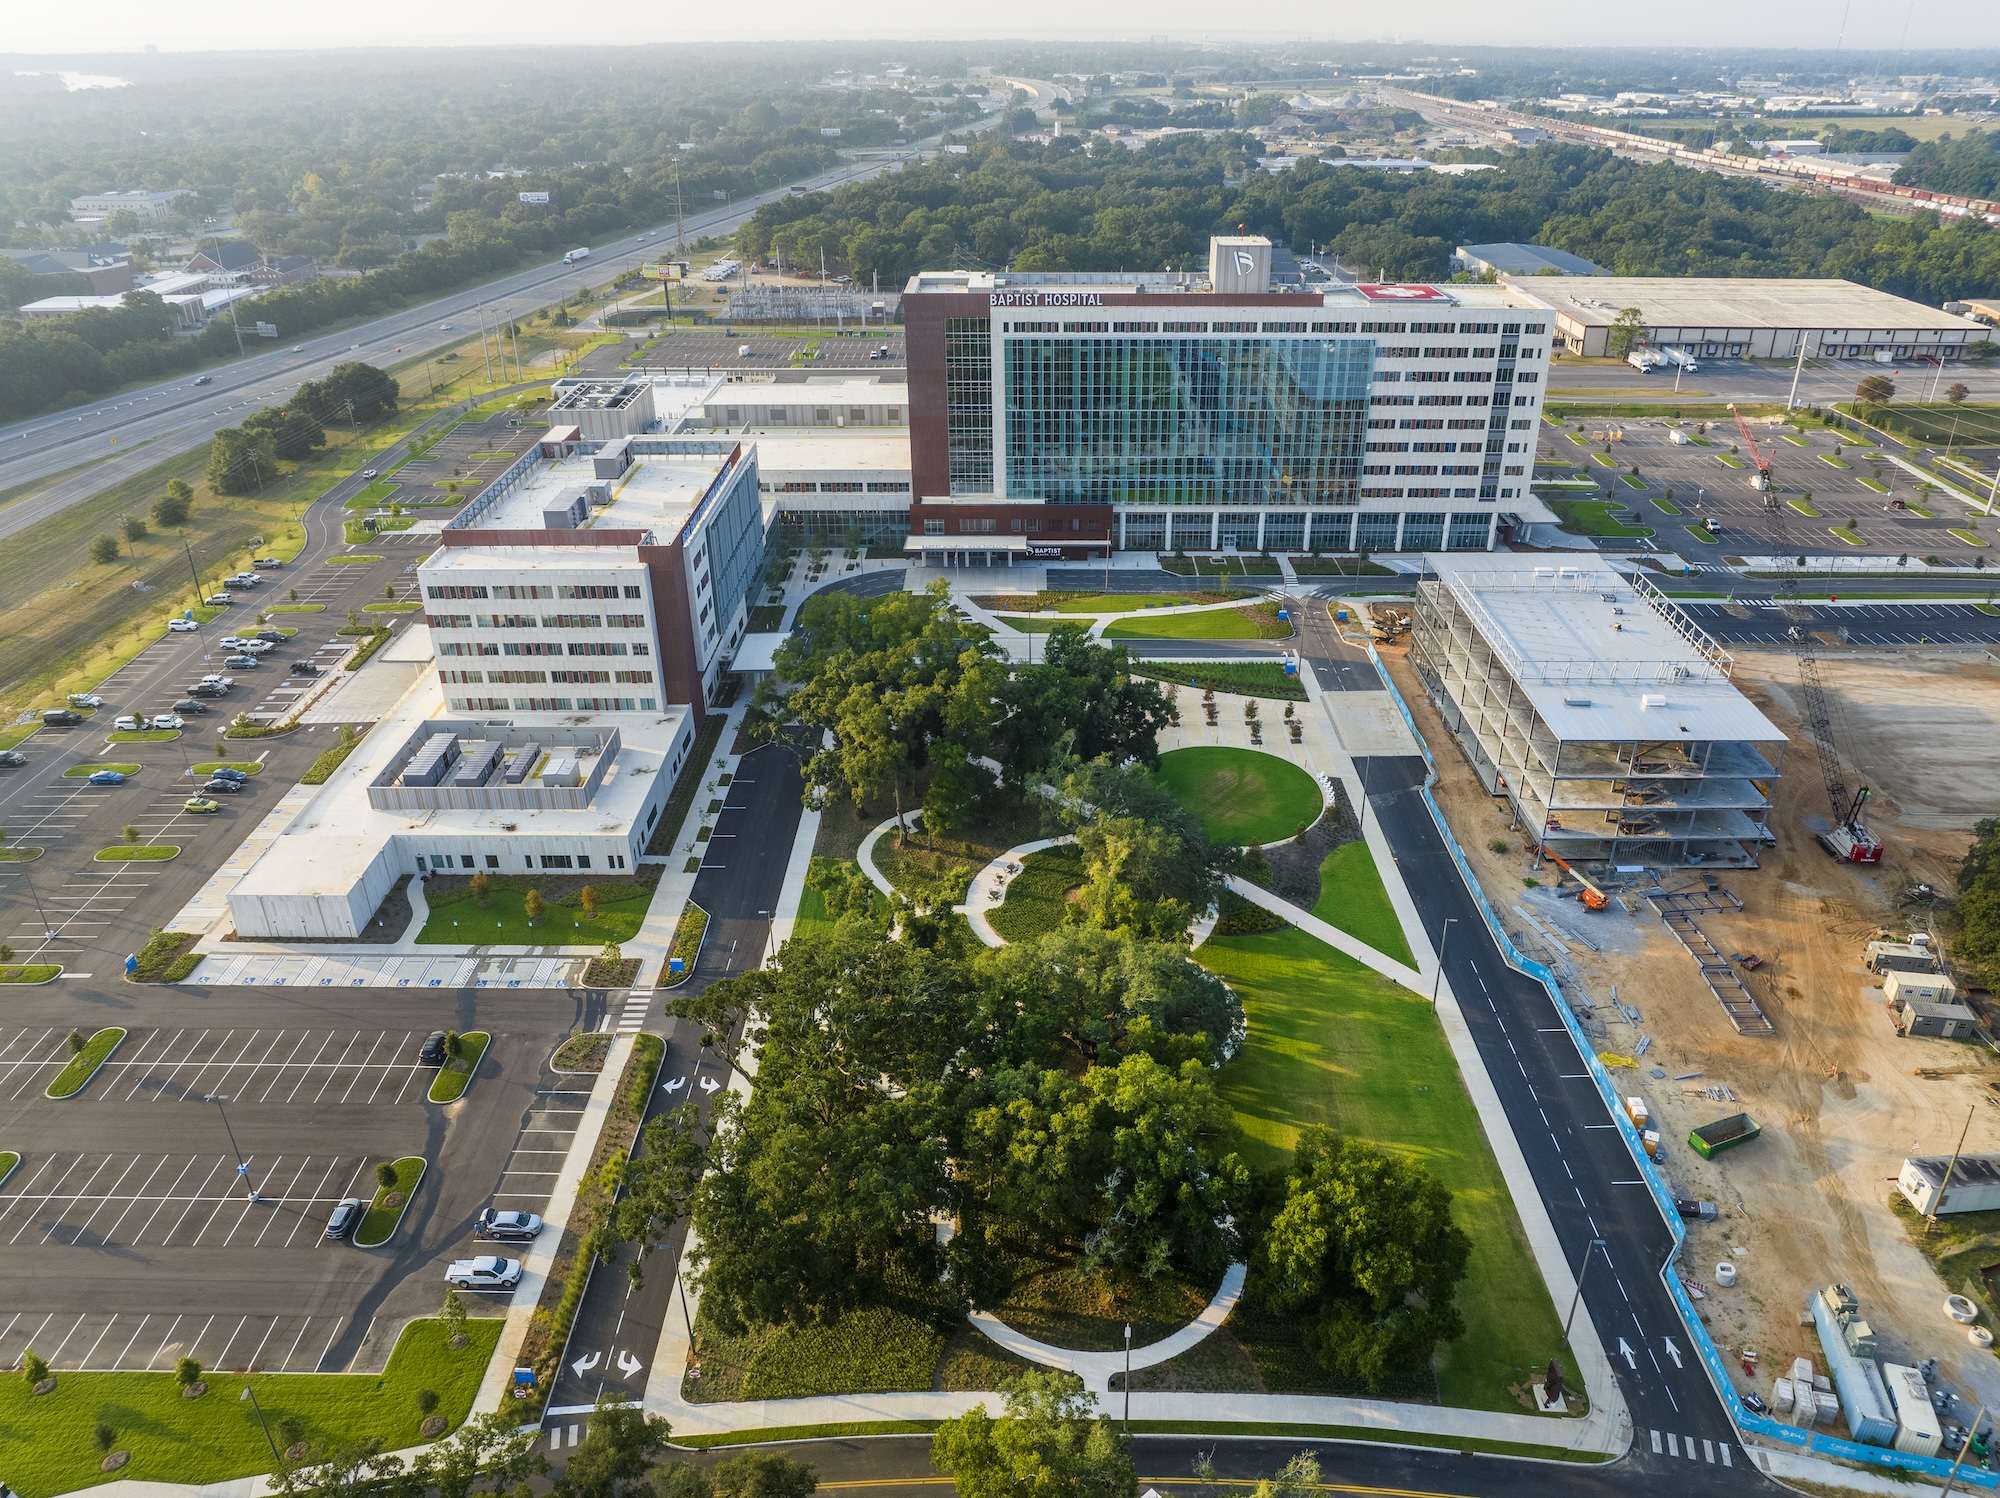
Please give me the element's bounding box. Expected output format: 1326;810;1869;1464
1361;643;1995;1488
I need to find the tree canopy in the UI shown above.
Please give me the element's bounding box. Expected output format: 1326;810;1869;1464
932;1371;1136;1498
1953;817;2000;994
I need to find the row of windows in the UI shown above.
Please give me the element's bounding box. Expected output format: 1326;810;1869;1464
1369;393;1499;408
1360;321;1541;335
425;852;630;872
1366;441;1485;453
1376;370;1494;384
760;480;914;494
428;613;649;631
1375;346;1498;360
448;695;662;713
426;583;640;601
439;669;655;685
1007;319;1377;336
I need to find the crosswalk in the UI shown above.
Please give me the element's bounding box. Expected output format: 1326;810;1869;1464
615;989;653;1036
1650;1428;1734;1466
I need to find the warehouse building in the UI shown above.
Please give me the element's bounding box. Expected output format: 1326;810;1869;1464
1412;555;1787;869
901;235;1561;563
1519;276;1986;361
1455;242;1605;277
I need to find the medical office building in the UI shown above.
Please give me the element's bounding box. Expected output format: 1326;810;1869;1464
899;236;1561;564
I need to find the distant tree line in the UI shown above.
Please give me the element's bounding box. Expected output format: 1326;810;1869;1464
1895;129;2000;202
206;363;398;495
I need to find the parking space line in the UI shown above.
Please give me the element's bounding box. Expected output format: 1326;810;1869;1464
182;1315;216;1372
317;1322;343;1373
339;1032;388;1104
111;1314;152;1370
51;1152;144;1245
280;1318;313;1372
254;1157;314;1246
311;1032;367;1104
255;1030;310;1102
284;1033;338;1103
159;1157;232;1245
286;1158;344;1246
213;1314;249;1370
79;1316;121;1371
11;1155;89;1243
147;1315;184;1370
45;1312;89;1367
130;1156;204;1245
188;1028;265;1100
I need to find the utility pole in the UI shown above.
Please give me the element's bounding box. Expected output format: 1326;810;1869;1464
1563;1238;1606;1341
1123;1323;1132;1432
1430;917;1458;1004
1787;331;1815;411
182;537;207;611
1928;1104;1978;1235
1940;1403;1989;1497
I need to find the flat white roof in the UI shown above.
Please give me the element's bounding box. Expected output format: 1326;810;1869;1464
750;432;910;473
470;451;723;535
1517;276;1978;332
1424;553;1785;745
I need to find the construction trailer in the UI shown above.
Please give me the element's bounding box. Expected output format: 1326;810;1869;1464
1412;555;1786;870
1897;1152;2000;1216
1883;1362;1944;1458
1868;939;1942;975
1882;968;1961;1006
1894;998;1980;1039
1812;1284;1898;1447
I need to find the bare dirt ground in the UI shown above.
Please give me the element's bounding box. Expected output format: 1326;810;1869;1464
1381;639;2000;1422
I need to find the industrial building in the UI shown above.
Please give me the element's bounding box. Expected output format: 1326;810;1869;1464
68;188;190;226
901;235;1561;563
1411;555;1786;869
223;436;764;940
1518;276;1987;361
1454;242;1605;277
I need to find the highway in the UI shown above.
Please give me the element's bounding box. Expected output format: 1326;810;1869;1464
0;150;923;528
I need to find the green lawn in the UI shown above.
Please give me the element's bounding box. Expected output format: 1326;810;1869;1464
1311;841;1415;967
1544;500;1653;539
417;880;654;944
0;1316;498;1498
364;600;423;612
327;554;383;565
0;1152;15;1185
46;1029;125;1098
1683;525;1720;545
1102;605;1291;641
1818;453;1851;469
1128;660;1306;702
1788;498;1823;517
1649;497;1681;514
191;761;263;776
265;603;326;613
427;1032;489;1103
1831;527;1866;546
1716;454;1746;469
1950;528;1990;547
63;763;140;777
353;1156;425;1247
1199;927;1579;1413
1154;747;1323;847
0;967;59;983
1618;474;1646;489
990;845;1084;944
1588;452;1616;468
994;616;1075;633
94;846;180;862
1046;592;1224;613
106;729;179;743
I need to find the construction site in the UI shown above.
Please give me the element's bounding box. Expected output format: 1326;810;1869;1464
1378;571;2000;1455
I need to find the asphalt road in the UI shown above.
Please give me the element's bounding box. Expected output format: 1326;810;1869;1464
0;984;586;1376
0;154;922;515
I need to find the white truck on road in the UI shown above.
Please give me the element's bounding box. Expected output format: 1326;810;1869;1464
563;246;591;265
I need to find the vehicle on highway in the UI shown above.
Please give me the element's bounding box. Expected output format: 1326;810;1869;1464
476;1209;544;1241
173;700;209;715
438;323;453;331
418;1030;449;1066
203;778;243;794
360;469;378;479
206;592;234;605
325;1198;361;1241
445;1255;522;1291
151;714;185;730
0;751;26;767
87;770;127;785
113;715;143;731
255;557;282;569
223;654;259;669
291;344;305;352
184;797;221;813
168;618;199;632
193;375;214;386
349;344;360;351
41;709;82;726
290;662;323;677
563;246;591;265
208;767;249;783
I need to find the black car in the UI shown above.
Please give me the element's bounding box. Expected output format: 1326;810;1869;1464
1742;1392;1769;1416
324;1197;361;1240
189;683;228;698
40;709;81;727
289;662;322;677
172;700;210;715
0;750;25;767
208;766;249;783
255;630;288;644
418;1031;449;1066
203;778;244;794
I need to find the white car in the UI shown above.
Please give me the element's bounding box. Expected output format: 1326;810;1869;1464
219;636;252;649
150;714;185;730
236;640;274;655
113;715;143;731
438;323;453;331
445;1255;521;1291
199;674;235;688
167;619;199;632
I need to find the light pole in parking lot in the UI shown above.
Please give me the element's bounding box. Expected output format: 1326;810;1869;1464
204;1093;261;1202
240;1385;282;1465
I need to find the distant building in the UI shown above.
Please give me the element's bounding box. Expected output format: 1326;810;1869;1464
185;239;265;277
1;244;133;295
68;189;190;227
250;254;318;287
1455;243;1605;278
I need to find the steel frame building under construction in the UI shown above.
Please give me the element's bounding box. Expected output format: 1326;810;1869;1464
1411;555;1788;869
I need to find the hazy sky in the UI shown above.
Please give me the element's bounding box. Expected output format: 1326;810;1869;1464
3;0;1997;54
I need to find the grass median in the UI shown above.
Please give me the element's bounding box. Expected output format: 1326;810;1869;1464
353;1156;426;1248
427;1033;489;1104
1310;841;1415;967
1102;603;1291;640
46;1028;126;1099
106;729;179;743
62;763;140;778
94;846;180;862
0;967;59;984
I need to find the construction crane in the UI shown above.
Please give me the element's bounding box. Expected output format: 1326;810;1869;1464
1731;402;1776;494
1540;849;1611;911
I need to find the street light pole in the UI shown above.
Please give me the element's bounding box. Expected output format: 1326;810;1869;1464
240;1385;282;1465
1940;1403;1989;1497
1563;1237;1607;1342
1123;1323;1132;1432
205;1093;261;1202
1430;917;1458;1004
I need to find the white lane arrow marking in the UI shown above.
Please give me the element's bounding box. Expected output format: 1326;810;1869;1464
1617;1338;1637;1369
663;1076;687;1093
1662;1336;1684;1369
616;1350;643;1376
571;1350;602;1378
699;1075;721;1094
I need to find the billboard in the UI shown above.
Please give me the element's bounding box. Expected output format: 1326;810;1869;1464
641;262;690;281
519;191;551;204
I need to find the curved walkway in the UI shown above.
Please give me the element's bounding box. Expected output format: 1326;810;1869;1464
855;813;912;900
970;1263;1246;1394
961;836;1074;948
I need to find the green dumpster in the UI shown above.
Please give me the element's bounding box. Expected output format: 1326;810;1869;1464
1689;1112;1760;1159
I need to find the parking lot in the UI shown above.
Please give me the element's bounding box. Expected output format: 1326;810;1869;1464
0;990;594;1375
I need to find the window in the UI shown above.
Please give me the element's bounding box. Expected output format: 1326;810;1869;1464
923;518;944;535
477;614;536;629
568;642;629;656
820;481;864;493
867;480;911;492
958;517;997;534
559;584;623;599
494;585;552;599
438;641;499;657
448;696;510;711
605;613;648;628
578;856;592;869
502;642;562;656
552;669;612;684
1262;322;1307;333
489;669;548;684
461;855;475;869
514;697;575;711
426;585;488;600
542;614;604;628
631;643;649;657
485;855;499;869
440;669;484;684
624;585;642;598
427;614;472;629
615;670;654;684
541;855;574;870
777;481;818;492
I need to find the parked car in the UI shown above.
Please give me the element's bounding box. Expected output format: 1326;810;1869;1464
87;770;127;785
418;1031;449;1066
206;593;234;606
324;1198;362;1240
203;778;243;794
167;618;199;632
41;709;82;727
68;694;104;709
445;1255;521;1291
255;630;289;643
150;714;185;730
219;637;253;649
0;751;27;767
1742;1392;1769;1416
475;1209;544;1242
235;640;273;655
173;700;209;715
183;797;221;813
113;715;143;731
199;674;234;688
254;557;283;569
290;662;323;677
208;767;249;782
189;683;228;698
223;655;259;669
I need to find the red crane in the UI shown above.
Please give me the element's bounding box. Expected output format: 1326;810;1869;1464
1730;403;1775;495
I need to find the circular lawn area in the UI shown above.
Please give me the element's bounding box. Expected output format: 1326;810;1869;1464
1154;746;1322;847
